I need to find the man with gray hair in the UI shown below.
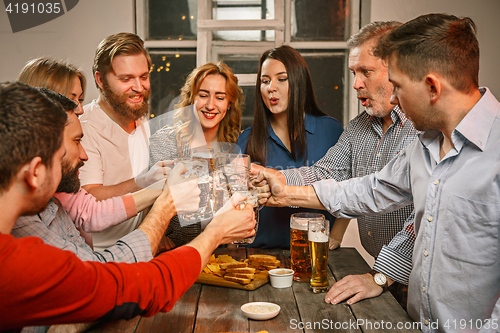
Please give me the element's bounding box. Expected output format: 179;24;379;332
258;21;418;306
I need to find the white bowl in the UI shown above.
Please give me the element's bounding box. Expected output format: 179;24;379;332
268;268;294;288
241;302;280;320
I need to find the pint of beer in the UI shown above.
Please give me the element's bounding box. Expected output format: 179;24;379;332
290;213;324;282
308;219;329;293
192;147;215;174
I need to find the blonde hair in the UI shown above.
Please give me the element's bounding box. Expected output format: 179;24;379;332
174;62;243;144
18;57;86;99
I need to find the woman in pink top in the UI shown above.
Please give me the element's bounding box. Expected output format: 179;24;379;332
18;58;166;247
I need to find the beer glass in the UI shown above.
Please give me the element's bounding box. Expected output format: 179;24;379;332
214;153;251;175
308;217;329;293
290;213;324;282
176;158;213;226
192;147;214;174
232;187;260;245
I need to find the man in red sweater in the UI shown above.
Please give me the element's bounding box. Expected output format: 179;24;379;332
0;81;256;332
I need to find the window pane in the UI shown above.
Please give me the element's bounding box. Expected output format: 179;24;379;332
219;54;260;74
300;50;346;125
148;0;197;40
241;86;256;131
148;49;196;133
291;0;350;41
213;0;275;20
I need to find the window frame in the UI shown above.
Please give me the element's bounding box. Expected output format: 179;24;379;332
136;0;361;125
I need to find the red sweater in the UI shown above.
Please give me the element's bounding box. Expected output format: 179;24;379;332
0;233;201;331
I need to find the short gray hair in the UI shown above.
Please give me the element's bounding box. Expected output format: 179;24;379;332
347;21;402;53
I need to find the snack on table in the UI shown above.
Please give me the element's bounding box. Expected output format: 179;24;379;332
246;254;281;270
202;254;280;285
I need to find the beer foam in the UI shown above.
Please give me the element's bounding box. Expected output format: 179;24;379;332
308;232;328;243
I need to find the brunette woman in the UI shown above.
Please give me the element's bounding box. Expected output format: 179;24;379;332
237;45;343;248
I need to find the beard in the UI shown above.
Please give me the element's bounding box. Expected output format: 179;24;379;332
56;159;84;194
358;85;393;119
101;80;150;122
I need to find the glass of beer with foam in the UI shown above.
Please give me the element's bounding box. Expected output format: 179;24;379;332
308;217;330;293
290;213;324;282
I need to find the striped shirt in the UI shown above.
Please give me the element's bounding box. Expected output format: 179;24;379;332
282;106;417;284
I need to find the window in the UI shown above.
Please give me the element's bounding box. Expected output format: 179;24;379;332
137;0;359;129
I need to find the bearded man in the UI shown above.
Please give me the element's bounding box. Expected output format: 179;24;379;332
79;33;162;250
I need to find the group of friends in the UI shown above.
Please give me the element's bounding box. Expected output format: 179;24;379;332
0;12;498;333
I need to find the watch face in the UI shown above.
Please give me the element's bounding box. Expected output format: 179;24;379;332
374;273;387;286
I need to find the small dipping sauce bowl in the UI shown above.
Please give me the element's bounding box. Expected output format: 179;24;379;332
268;268;294;288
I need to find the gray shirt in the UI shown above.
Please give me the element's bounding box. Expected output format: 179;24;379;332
313;88;500;332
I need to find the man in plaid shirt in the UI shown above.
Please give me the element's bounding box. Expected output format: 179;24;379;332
259;21;418;307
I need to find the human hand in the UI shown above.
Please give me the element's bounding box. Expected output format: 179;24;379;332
135;160;174;188
324;273;383;305
252;168;288;207
214;192;247;216
329;236;341;250
206;202;256;244
167;162;201;215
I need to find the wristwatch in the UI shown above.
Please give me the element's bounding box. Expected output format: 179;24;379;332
369;270;389;288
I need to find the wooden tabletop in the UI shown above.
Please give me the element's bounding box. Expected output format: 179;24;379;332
88;247;420;333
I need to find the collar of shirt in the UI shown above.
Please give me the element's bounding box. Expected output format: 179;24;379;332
418;87;498;160
37;198;59;227
368;106;407;136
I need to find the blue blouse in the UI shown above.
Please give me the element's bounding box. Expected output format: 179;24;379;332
237;113;343;248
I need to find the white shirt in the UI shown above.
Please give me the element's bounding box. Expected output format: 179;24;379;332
79;100;150;250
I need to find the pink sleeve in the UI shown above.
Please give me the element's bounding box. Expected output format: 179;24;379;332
54;189;138;233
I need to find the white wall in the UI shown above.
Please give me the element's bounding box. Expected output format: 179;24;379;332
370;0;500;97
0;0;135;104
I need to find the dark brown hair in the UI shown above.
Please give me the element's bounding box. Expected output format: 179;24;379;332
0;82;67;193
245;45;326;166
375;14;479;93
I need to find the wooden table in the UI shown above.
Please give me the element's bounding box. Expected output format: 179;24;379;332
88;247;420;333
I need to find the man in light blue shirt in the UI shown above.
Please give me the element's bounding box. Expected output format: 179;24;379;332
256;14;500;332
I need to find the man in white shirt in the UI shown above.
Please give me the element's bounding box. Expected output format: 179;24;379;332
79;33;165;250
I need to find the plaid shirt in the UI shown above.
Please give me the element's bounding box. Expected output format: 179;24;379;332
282;106;417;283
12;198;153;264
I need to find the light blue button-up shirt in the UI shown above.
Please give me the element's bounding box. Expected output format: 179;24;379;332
313;88;500;332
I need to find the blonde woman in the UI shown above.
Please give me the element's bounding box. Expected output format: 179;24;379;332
18;57;86;115
149;61;244;247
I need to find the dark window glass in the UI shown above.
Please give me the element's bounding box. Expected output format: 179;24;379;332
219;54;260;74
301;50;346;125
148;50;196;133
241;86;256;131
292;0;350;41
148;0;197;40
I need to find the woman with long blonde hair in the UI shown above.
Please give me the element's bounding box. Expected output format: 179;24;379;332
149;61;244;247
